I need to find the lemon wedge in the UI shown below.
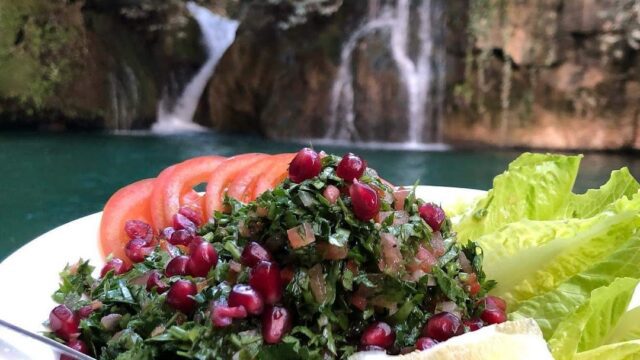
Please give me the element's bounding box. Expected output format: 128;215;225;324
351;319;553;360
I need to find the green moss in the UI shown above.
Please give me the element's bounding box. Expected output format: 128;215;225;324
0;0;82;110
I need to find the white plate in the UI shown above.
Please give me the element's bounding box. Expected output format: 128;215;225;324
0;186;484;358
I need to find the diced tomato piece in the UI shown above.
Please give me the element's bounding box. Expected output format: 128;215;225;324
152;156;226;229
350;293;367;311
227;153;292;203
286;223;316;249
416;245;438;273
100;179;155;264
251;153;296;199
204;153;268;215
317;242;349;260
464;273;482;296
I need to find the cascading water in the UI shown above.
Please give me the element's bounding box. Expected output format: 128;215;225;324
151;2;238;133
326;0;445;146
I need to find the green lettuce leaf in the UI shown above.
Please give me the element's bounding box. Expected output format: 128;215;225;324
480;193;640;305
605;307;640;345
510;233;640;338
456;153;582;243
548;277;639;359
574;340;640;360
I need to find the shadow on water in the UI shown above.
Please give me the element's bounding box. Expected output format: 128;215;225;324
1;130;639;260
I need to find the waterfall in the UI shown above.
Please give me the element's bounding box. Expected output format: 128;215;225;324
326;0;445;145
151;2;238;133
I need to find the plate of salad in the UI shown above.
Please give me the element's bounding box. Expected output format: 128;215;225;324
0;148;639;360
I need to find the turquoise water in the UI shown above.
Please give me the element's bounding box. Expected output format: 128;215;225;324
1;131;639;260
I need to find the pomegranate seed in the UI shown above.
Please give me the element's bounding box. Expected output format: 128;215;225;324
288;148;322;183
481;308;507;325
210;300;247;327
423;312;463;342
418;203;446;232
168;229;193;246
165;255;190;277
360;321;395;349
77;305;94;319
484;296;507;312
228;284;264;315
173;213;197;233
463;318;484;331
336;153;367;182
250;261;283;305
241;242;273;267
349;180;380;221
166;279;197;313
179;206;203;226
61;338;89;359
187;241;218;277
49;305;79;341
188;235;205;253
262;306;292;344
100;258;131;278
162;227;176;240
323;185;341;205
124;238;153;263
415;337;438;351
124;220;153;243
146;270;169;293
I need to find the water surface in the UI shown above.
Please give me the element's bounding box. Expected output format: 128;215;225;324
1;131;638;260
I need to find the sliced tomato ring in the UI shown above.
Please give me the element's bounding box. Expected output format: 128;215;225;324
205;153;268;215
99;178;155;264
227;153;293;203
155;155;226;229
150;164;177;231
251;153;295;199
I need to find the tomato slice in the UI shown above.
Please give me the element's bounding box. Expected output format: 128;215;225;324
205;153;268;215
150;164;177;231
99;178;155;264
153;155;226;229
251;153;295;199
227;153;293;203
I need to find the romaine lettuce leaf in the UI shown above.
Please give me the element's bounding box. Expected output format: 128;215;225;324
456;153;582;243
574;340;640;360
510;233;640;338
480;193;640;305
548;277;639;359
605;306;640;345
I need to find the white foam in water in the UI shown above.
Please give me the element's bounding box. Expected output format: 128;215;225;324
152;2;239;134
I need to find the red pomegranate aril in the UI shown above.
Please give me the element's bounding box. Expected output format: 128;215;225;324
166;279;197;313
124;238;153;263
49;305;79;341
179;206;203;227
249;261;283;305
360;321;395;349
288;148;322;183
418;203;446;232
262;306;292;344
124;219;153;243
415;337;438;351
100;258;131;278
61;338;89;359
240;241;273;267
168;229;193;246
146;270;169;293
423;312;463;342
228;284;264;315
188;235;205;253
210;300;248;327
172;213;197;233
77;305;94;319
165;255;190;277
481;308;507;325
161;226;176;240
484;296;507;312
187;241;218;277
323;185;341;205
336;153;367;182
349;180;380;221
463;318;484;332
